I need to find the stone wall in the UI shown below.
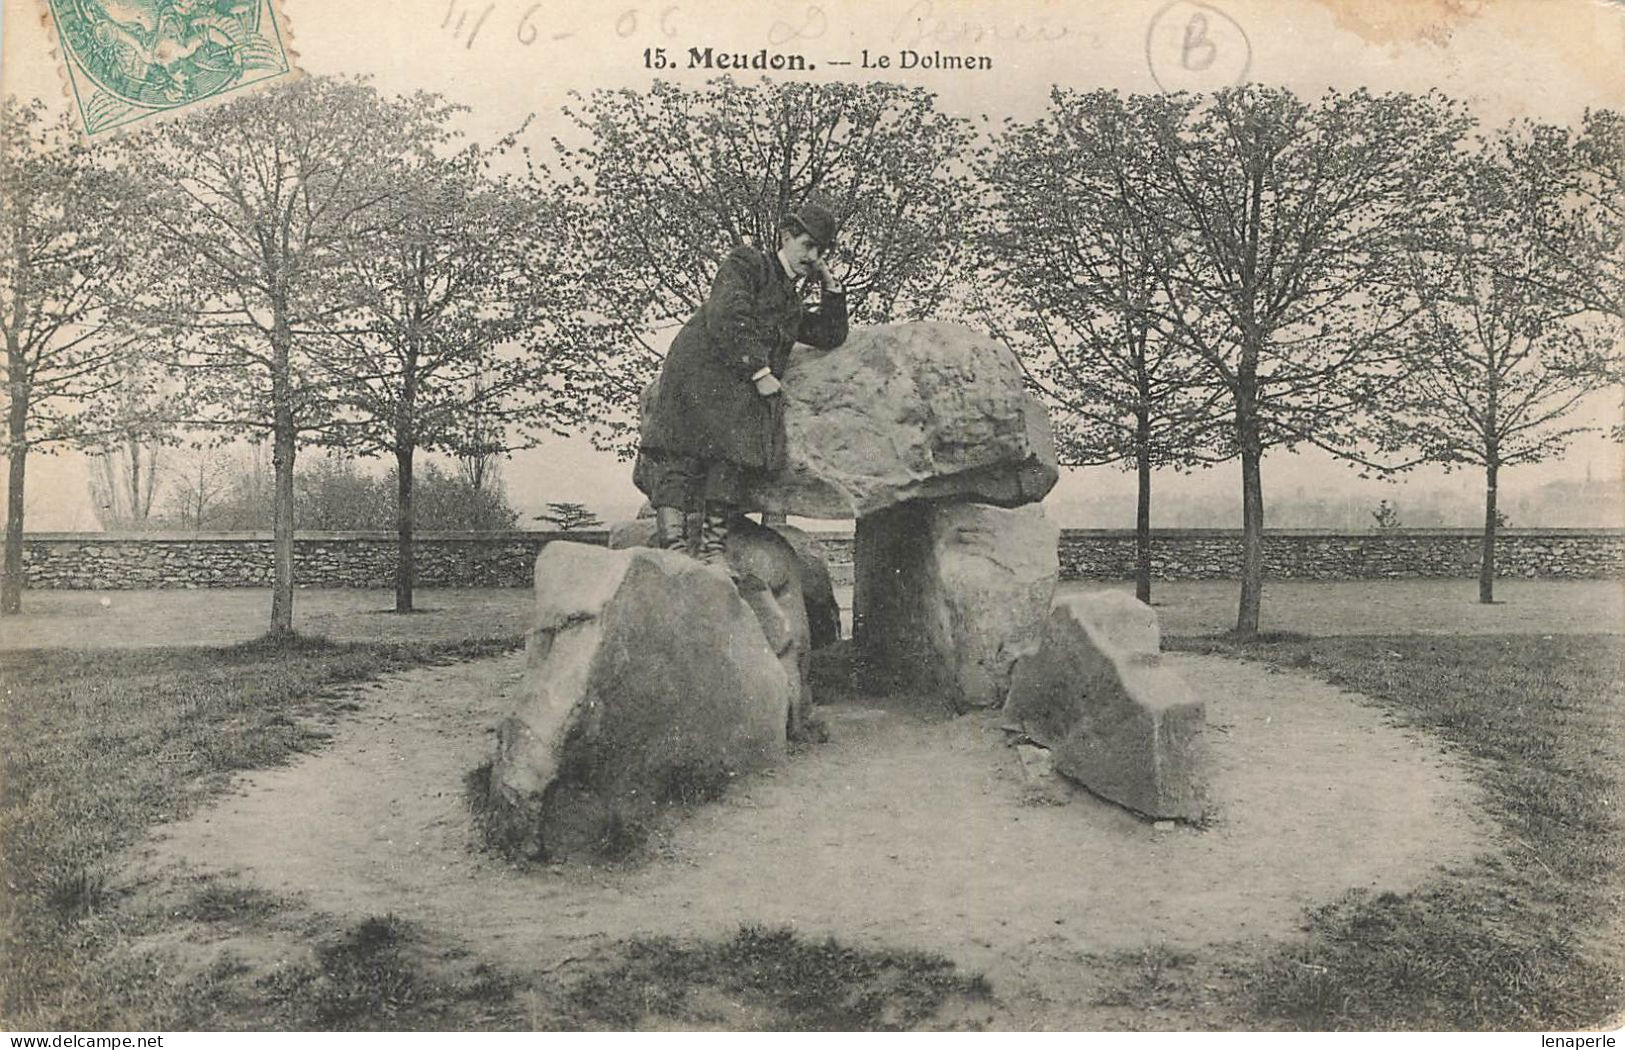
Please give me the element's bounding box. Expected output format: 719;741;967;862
1053;528;1625;581
4;527;1622;589
8;531;602;590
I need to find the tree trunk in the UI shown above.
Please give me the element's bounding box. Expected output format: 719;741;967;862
1236;415;1265;637
1479;461;1499;604
126;431;142;522
2;365;27;614
395;337;420;613
395;444;415;614
1134;408;1152;605
268;320;296;638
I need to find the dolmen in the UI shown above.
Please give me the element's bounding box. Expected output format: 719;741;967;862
755;321;1063;714
480;322;1205;856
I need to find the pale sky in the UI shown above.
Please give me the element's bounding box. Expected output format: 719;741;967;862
3;0;1622;529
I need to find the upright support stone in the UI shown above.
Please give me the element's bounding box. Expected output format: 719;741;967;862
764;522;842;648
605;515;819;736
726;518;818;740
485;542;790;858
854;501;1058;712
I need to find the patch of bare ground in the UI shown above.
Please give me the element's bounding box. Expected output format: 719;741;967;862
115;640;1491;1029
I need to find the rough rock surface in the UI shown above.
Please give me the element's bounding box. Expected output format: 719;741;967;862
486;542;789;858
765;522;842;648
604;516;818;737
854;501;1059;712
1004;594;1206;821
1063;589;1162;652
726;518;817;740
640;322;1058;519
606;517;660;551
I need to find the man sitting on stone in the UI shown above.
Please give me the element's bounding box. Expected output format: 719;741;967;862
634;203;849;562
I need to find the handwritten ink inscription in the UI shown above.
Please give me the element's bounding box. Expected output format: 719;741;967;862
888;0;1069;46
1145;0;1252;92
437;1;1049;73
442;1;681;51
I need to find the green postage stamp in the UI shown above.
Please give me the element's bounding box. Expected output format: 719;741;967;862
42;0;297;135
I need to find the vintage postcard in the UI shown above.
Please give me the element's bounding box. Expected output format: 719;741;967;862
38;0;299;136
2;0;1622;1037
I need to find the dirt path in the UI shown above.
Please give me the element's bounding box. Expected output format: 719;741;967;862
127;648;1492;1027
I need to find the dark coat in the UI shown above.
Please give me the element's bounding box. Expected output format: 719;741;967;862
640;245;849;473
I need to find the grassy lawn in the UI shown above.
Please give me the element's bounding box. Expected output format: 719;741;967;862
558;925;991;1030
0;633;521;1029
3;579;1618;651
0;588;537;650
1166;632;1625;1030
1062;578;1625;637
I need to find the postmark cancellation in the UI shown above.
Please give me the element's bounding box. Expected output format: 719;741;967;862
39;0;298;136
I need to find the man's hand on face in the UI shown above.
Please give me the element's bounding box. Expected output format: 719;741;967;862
810;257;843;292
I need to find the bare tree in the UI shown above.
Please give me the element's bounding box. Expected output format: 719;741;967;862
1399;127;1623;603
975;89;1229;603
163;445;237;530
87;433;160;528
1139;87;1470;635
129;77;458;636
318;144;590;612
1;98;147;613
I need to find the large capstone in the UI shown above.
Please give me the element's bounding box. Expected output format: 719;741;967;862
484;541;789;859
640;322;1058;520
854;501;1058;713
1004;593;1207;821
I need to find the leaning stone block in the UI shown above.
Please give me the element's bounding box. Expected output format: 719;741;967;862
1064;588;1161;653
484;542;789;858
1004;595;1206;821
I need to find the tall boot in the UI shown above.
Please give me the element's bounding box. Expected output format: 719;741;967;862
697;503;733;565
654;505;689;554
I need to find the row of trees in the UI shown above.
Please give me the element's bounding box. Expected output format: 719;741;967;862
91;447;522;533
976;89;1622;619
4;76;1620;636
3;80;598;625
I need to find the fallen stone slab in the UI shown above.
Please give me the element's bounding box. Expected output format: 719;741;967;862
483;541;789;859
1004;594;1206;821
854;500;1058;712
639;322;1058;520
